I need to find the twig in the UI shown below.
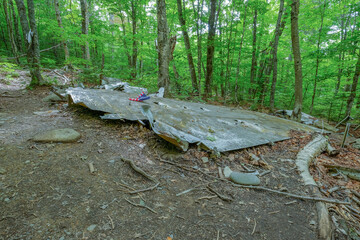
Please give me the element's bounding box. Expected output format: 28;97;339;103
120;157;157;182
108;215;114;230
231;183;350;205
8;42;63;59
251;219;257;235
176;188;196;196
207;185;233;202
197;195;217;201
129;182;159;194
124;198;157;214
284;200;297;205
259;170;271;177
217;230;220;240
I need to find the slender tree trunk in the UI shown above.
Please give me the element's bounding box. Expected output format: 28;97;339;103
3;0;19;64
204;0;217;98
290;0;303;122
54;0;69;62
130;0;137;80
345;52;360;117
192;0;204;95
0;24;8;50
80;0;90;65
9;0;22;52
156;0;170;97
249;8;257;99
309;1;326;114
235;3;248;102
269;0;285;110
119;13;132;68
177;0;198;92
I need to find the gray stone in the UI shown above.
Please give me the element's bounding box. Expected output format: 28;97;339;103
201;157;209;163
42;93;63;102
230;172;261;185
223;166;233;178
353;139;360;150
87;224;97;232
33;128;81;143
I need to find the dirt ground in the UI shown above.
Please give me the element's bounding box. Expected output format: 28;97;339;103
0;78;359;239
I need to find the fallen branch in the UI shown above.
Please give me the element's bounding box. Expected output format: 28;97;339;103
207;184;233;202
120;157;157;183
124;198;157;214
231;183;349;205
129;182;159;194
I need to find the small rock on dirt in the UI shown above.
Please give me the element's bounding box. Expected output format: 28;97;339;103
353;139;360;150
201;157;209;163
42;93;63;102
33;128;81;143
223;166;233;178
87;224;97;232
0;167;6;174
230;172;261;185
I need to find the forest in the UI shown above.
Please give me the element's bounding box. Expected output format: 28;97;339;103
0;0;359;122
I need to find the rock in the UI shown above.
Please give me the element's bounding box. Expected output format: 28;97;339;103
33;128;81;143
353;139;360;150
42;93;63;102
223;166;233;178
0;167;6;174
201;157;209;163
87;224;97;232
229;172;261;185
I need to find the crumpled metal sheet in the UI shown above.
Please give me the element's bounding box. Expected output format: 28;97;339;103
67;88;321;152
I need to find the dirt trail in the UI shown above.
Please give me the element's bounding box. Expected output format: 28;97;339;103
0;85;356;239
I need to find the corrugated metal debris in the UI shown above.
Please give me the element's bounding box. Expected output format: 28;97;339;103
67;88;322;152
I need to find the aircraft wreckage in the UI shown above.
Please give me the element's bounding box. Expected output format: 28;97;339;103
67;86;323;152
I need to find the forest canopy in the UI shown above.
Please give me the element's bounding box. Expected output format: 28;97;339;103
0;0;359;122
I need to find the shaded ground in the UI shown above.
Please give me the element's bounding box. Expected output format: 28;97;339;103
0;83;359;239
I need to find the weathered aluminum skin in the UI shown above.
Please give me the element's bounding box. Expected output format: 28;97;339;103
67;88;320;152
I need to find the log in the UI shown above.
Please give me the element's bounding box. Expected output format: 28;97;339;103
296;135;332;240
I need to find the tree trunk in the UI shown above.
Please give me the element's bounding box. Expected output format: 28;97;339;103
27;0;43;85
177;0;198;93
156;0;170;97
3;0;19;64
9;0;22;52
235;2;248;102
204;0;217;99
309;1;326;114
269;0;285;110
290;0;303;122
249;8;257;98
345;52;360;117
54;0;69;62
80;0;90;65
130;0;137;80
192;0;204;96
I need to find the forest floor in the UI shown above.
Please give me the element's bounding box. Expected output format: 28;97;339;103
1;70;360;240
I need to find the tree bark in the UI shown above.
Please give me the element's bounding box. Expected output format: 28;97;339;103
9;0;22;52
192;0;204;96
130;0;137;80
290;0;303;122
177;0;198;93
310;1;326;114
204;0;217;98
249;8;258;98
235;3;248;102
27;0;43;85
156;0;170;97
3;0;19;64
54;0;69;62
80;0;90;65
345;52;360;117
269;0;285;110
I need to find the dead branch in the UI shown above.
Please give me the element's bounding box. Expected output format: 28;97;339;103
231;183;350;205
207;185;233;202
124;198;157;214
8;42;63;59
129;182;160;194
120;157;157;183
